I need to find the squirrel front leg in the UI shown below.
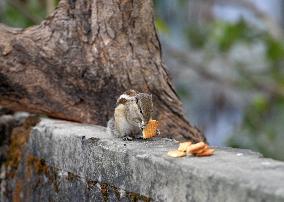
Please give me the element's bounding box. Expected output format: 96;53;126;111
107;103;142;138
107;117;142;140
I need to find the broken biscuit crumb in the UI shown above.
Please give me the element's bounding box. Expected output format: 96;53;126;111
143;120;159;139
167;150;186;158
196;148;215;157
186;142;206;154
178;141;192;152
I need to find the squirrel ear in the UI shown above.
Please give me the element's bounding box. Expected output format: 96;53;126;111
124;89;137;96
117;98;127;104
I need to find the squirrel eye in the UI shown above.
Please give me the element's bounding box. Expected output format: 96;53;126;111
140;109;143;114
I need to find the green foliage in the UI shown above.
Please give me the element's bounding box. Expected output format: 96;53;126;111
265;36;284;65
185;19;264;52
28;0;46;17
155;18;170;34
0;0;58;28
228;95;284;160
243;95;269;131
1;5;34;27
252;95;269;114
215;20;254;51
185;26;208;48
177;0;188;7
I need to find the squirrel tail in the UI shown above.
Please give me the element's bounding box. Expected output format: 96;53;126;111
107;117;121;137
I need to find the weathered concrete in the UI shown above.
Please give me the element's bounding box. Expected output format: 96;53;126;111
4;118;284;201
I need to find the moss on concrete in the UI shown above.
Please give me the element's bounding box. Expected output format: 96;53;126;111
5;116;40;170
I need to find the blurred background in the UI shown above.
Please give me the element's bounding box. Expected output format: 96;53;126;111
0;0;284;161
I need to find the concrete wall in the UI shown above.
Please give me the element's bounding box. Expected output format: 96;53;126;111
1;118;284;201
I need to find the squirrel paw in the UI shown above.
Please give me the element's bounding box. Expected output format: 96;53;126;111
122;136;133;141
156;129;160;135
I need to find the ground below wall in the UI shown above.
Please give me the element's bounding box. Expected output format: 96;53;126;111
1;118;284;202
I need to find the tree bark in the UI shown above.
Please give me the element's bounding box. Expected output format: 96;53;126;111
0;0;206;142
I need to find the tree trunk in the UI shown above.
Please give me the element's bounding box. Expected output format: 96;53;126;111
0;0;206;143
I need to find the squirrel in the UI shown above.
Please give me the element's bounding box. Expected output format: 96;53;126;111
107;90;156;140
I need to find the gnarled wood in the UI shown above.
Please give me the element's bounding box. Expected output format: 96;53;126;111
0;0;206;142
